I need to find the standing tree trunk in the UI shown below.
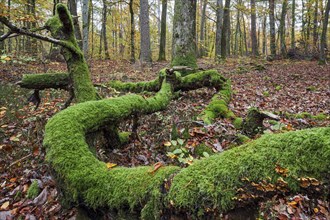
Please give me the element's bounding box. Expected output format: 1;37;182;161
0;0;5;51
158;0;167;61
101;0;110;59
221;0;230;59
68;0;83;50
319;0;330;64
313;0;319;50
234;6;240;55
251;0;258;56
199;0;208;57
82;0;89;59
291;0;296;50
262;11;267;55
171;0;197;68
215;0;224;61
279;0;288;56
139;0;152;63
129;0;135;63
269;0;276;57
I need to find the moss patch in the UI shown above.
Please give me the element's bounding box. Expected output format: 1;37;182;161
167;127;330;213
44;78;180;217
19;73;69;90
27;180;40;199
199;79;235;124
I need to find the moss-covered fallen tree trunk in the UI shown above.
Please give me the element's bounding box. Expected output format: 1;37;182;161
108;69;226;93
17;73;69;90
44;72;330;219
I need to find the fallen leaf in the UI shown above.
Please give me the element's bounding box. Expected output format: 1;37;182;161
0;201;9;210
163;141;171;147
106;162;117;169
33;187;48;206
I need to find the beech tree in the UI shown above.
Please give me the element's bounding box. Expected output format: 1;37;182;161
158;0;167;61
171;0;197;68
139;0;152;63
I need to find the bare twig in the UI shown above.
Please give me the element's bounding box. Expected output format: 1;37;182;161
8;153;32;168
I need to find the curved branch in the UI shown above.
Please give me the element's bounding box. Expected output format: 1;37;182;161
0;16;77;53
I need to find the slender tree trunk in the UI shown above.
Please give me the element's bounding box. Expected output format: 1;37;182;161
119;4;124;56
221;0;230;59
269;0;276;57
68;0;83;50
139;0;152;63
262;11;267;54
313;0;318;50
242;13;248;55
129;0;135;63
279;0;288;56
291;0;296;50
199;0;208;57
102;0;110;59
227;13;231;56
234;8;240;55
82;0;89;59
0;0;4;51
251;0;258;56
215;0;224;61
319;0;330;64
158;0;167;61
7;0;11;52
171;0;197;68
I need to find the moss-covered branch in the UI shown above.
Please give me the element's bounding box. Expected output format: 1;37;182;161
17;73;69;90
108;69;226;93
198;79;236;124
44;73;330;218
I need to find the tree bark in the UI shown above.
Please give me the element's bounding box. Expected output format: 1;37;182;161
279;0;288;56
291;0;296;50
251;0;258;56
158;0;167;61
198;0;208;57
269;0;276;57
67;0;83;50
313;0;319;50
221;0;230;59
82;0;89;59
171;0;197;69
215;0;224;61
129;0;135;63
101;0;110;59
139;0;152;63
319;0;330;64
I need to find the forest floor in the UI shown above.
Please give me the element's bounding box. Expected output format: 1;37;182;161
0;58;329;219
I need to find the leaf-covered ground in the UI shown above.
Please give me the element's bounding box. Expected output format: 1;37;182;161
0;58;329;219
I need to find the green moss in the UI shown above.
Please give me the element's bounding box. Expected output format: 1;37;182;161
296;112;312;119
194;144;214;157
171;52;198;71
199;79;235;124
167;127;330;213
233;117;243;129
109;69;226;94
27;180;40;199
312;113;327;120
275;85;282;91
20;73;69;89
306;86;317;91
236;134;250;144
45;4;97;103
262;91;270;97
43;78;180;217
119;132;131;144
